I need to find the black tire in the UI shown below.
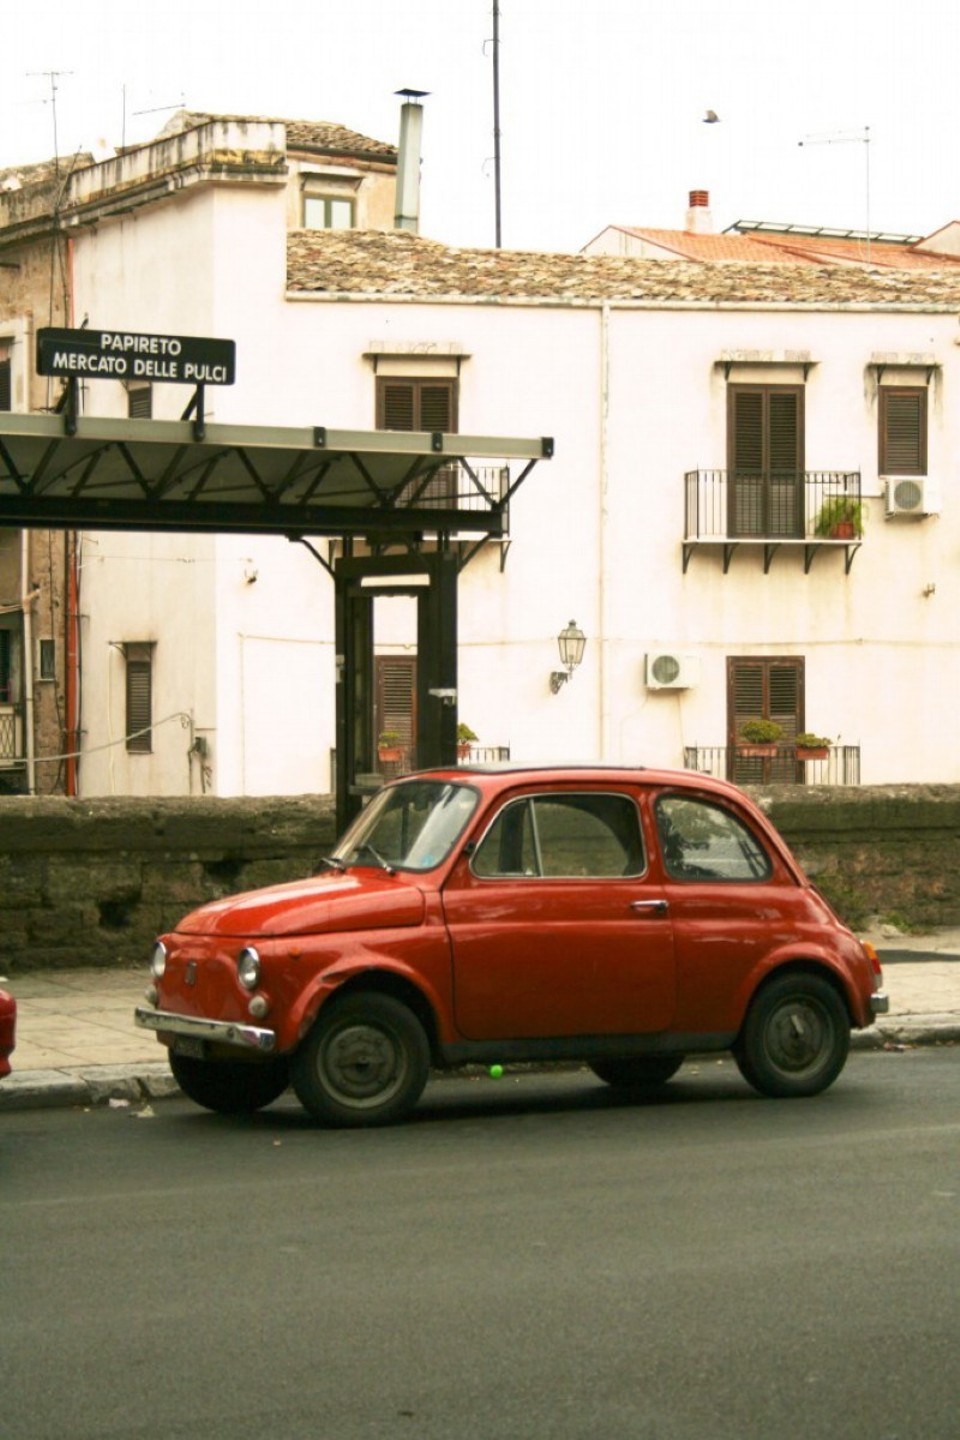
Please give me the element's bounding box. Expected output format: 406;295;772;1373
291;993;430;1128
168;1051;290;1114
589;1056;684;1089
734;973;850;1098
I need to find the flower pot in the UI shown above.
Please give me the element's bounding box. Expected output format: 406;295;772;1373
830;521;856;539
797;746;829;761
378;746;403;763
738;743;778;758
457;742;473;761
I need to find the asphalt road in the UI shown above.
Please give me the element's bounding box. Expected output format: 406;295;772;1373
3;1050;959;1440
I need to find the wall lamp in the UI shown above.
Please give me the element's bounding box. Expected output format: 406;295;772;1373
550;619;586;693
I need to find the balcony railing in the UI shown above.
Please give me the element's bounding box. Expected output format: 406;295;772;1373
683;470;862;572
0;702;25;768
684;744;861;787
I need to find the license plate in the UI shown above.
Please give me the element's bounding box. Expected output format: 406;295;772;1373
172;1036;206;1059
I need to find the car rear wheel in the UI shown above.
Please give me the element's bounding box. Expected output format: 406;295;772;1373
168;1051;290;1114
291;993;430;1128
589;1056;684;1089
734;973;850;1098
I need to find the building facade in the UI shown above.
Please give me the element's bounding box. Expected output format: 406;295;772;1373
3;112;960;796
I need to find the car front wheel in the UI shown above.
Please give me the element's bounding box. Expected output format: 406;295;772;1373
291;993;430;1128
734;973;850;1098
589;1056;684;1089
168;1051;290;1114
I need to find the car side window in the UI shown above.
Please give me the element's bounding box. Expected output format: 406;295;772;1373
473;792;645;878
655;795;772;882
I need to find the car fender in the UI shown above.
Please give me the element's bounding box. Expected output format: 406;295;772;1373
280;944;450;1052
730;945;858;1033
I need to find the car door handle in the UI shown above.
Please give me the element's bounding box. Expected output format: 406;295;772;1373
630;899;669;916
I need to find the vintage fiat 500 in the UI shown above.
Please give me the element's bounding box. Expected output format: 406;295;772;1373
135;765;888;1127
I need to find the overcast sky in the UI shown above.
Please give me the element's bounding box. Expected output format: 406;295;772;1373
5;0;958;254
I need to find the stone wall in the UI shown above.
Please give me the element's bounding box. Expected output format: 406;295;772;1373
0;785;958;973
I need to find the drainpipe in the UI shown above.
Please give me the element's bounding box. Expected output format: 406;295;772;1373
598;302;610;758
63;234;81;796
20;531;36;794
394;89;428;234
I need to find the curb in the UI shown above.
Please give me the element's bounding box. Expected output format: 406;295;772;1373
1;1022;957;1113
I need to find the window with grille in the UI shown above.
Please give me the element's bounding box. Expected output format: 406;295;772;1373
38;640;56;681
376;377;459;505
727;385;804;538
125;644;154;753
879;388;926;475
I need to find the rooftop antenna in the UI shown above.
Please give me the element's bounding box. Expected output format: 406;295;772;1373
798;126;872;261
27;70;73;176
483;0;503;248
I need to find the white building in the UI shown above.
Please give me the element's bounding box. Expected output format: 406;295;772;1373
4;112;960;797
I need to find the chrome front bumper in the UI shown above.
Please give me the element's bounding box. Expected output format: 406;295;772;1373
134;1006;277;1053
870;991;890;1017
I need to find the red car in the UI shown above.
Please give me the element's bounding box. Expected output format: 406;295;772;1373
0;986;16;1078
136;765;888;1127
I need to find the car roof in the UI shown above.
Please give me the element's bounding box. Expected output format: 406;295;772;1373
405;762;750;802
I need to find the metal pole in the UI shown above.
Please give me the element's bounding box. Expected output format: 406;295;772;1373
493;0;502;248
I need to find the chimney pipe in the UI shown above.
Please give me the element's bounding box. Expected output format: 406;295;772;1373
395;89;428;234
685;189;713;234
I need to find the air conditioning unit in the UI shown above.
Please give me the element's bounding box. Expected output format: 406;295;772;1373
645;652;700;690
884;476;940;518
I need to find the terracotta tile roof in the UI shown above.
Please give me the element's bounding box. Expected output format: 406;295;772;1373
158;110;396;162
596;227;810;264
287;228;960;306
745;231;960;270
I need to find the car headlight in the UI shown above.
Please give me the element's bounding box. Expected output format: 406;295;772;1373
150;941;167;979
237;946;261;990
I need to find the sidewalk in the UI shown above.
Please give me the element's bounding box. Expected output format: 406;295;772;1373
2;930;959;1112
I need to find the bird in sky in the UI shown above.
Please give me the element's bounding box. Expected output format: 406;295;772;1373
703;110;720;123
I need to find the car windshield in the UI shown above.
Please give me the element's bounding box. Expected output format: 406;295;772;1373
333;779;480;872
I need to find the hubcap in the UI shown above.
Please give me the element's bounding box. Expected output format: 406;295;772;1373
765;999;829;1074
320;1021;405;1107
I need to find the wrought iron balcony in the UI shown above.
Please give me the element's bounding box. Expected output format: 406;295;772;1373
683;470;862;572
684;744;861;786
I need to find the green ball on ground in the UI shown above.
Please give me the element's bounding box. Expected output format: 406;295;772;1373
489;1064;503;1078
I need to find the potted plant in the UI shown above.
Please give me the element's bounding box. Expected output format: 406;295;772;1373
457;721;478;761
377;730;404;762
738;717;784;757
795;731;831;761
814;495;864;540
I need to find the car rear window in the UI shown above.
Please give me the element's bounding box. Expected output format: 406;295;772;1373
655;794;772;882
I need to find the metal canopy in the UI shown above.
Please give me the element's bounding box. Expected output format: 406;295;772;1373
0;413;552;537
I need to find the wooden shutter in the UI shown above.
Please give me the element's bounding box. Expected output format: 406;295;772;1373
880;389;926;474
375;656;417;766
125;650;153;753
728;386;803;537
376;378;457;433
728;656;803;782
127;384;152;419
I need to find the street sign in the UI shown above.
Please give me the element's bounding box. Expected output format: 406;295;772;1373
36;327;236;385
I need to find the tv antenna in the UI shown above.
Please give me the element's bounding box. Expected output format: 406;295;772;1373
482;0;503;248
27;69;73;176
798;126;872;261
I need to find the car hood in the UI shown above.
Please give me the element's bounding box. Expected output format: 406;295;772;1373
173;870;426;938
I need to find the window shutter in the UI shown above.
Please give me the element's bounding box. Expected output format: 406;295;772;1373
881;390;926;474
379;382;416;431
768;392;800;474
0;357;11;412
418;384;453;431
127;384;152;419
126;657;153;753
731;391;764;473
